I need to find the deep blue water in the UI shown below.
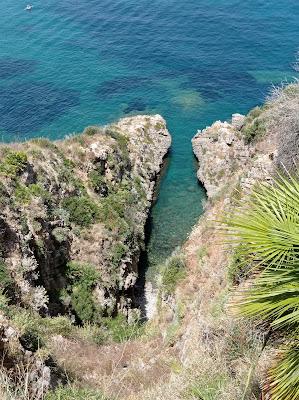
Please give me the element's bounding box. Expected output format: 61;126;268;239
0;0;298;272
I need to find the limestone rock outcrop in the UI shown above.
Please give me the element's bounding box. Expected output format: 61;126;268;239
192;84;299;198
0;115;171;320
192;118;252;198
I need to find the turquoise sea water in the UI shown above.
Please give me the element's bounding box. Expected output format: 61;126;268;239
1;1;298;271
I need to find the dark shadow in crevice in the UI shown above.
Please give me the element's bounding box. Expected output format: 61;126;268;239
134;211;153;321
134;151;171;321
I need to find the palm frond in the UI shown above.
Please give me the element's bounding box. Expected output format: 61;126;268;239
225;174;299;268
224;173;299;399
267;341;299;400
237;266;299;330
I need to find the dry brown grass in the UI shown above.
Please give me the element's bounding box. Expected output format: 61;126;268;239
49;333;177;399
264;81;299;169
0;359;49;400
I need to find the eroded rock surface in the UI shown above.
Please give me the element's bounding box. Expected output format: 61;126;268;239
0;115;171;320
192;119;252;197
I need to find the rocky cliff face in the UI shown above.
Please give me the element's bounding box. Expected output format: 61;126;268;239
192;84;299;199
0;114;171;323
192;115;274;199
192;115;251;198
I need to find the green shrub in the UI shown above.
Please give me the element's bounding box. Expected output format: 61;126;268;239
155;122;164;130
242;118;266;143
246;106;263;120
52;227;70;243
161;253;186;295
106;129;130;167
62;196;99;227
0;151;27;178
111;242;128;267
83;126;102;136
88;170;106;193
71;285;97;322
0;182;10;208
63;158;75;169
15;183;31;203
106;129;129;148
11;309;74;348
58;168;86;194
133;176;146;199
15;183;50;204
66;262;100;286
242;106;266;143
0;260;13;292
100;186;135;223
65;262;101;323
11;310;44;350
0;291;10;313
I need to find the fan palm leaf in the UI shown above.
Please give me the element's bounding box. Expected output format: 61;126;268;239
237;266;299;330
224;173;299;399
225;174;299;268
267;341;299;400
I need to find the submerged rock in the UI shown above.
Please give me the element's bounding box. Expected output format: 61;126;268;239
123;99;147;114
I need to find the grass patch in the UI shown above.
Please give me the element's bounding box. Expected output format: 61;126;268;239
185;373;227;400
45;385;110;400
102;314;144;343
74;322;106;345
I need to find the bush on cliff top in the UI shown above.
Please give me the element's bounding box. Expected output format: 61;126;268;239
241;106;266;143
0;150;27;178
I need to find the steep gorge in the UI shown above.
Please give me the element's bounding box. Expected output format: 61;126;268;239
0;83;298;399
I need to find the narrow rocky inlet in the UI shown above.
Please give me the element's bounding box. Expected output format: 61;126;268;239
0;115;171;394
